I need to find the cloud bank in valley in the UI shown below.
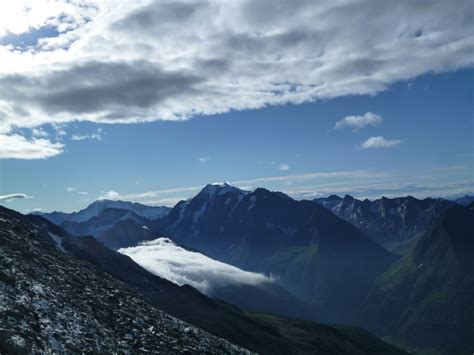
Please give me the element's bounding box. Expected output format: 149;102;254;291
0;0;473;158
118;238;273;294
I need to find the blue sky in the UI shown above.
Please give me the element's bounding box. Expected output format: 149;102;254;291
0;1;472;212
2;69;473;212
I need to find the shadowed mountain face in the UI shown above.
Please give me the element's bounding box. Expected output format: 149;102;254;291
156;184;397;324
35;200;171;251
314;194;457;249
60;208;150;237
361;203;474;355
0;205;406;355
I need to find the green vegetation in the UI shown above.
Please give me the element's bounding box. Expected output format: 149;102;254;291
377;256;416;291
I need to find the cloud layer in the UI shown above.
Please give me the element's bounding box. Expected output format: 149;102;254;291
0;0;473;158
0;134;64;159
119;238;273;295
0;193;32;202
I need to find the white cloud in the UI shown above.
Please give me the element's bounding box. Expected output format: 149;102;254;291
198;156;210;163
236;185;253;191
149;197;185;207
22;208;44;213
0;0;472;159
0;134;64;159
335;112;382;130
279;163;290;171
361;136;401;149
0;0;83;37
71;128;102;141
94;170;388;205
119;237;273;295
98;186;204;205
0;193;32;202
233;169;389;185
78;191;89;195
99;190;121;200
66;187;77;192
31;127;49;138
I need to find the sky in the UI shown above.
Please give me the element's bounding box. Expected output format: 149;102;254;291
0;0;472;213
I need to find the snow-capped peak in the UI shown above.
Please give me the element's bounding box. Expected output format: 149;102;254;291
200;182;248;198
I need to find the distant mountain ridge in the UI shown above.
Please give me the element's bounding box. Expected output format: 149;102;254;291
454;194;474;206
36;200;170;249
36;199;171;224
314;194;458;248
60;208;150;237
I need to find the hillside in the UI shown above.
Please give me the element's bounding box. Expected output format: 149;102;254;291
0;205;406;354
0;208;247;353
361;203;474;354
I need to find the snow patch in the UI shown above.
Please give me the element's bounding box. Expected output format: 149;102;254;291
193;201;207;222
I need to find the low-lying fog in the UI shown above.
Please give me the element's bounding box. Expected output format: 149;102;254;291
119;238;273;294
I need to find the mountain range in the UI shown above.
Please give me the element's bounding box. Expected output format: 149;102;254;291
36;199;171;225
156;184;397;324
24;184;474;354
0;205;406;354
314;194;458;249
37;201;168;249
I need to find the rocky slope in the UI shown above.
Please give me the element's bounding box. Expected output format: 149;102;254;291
0;208;248;354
